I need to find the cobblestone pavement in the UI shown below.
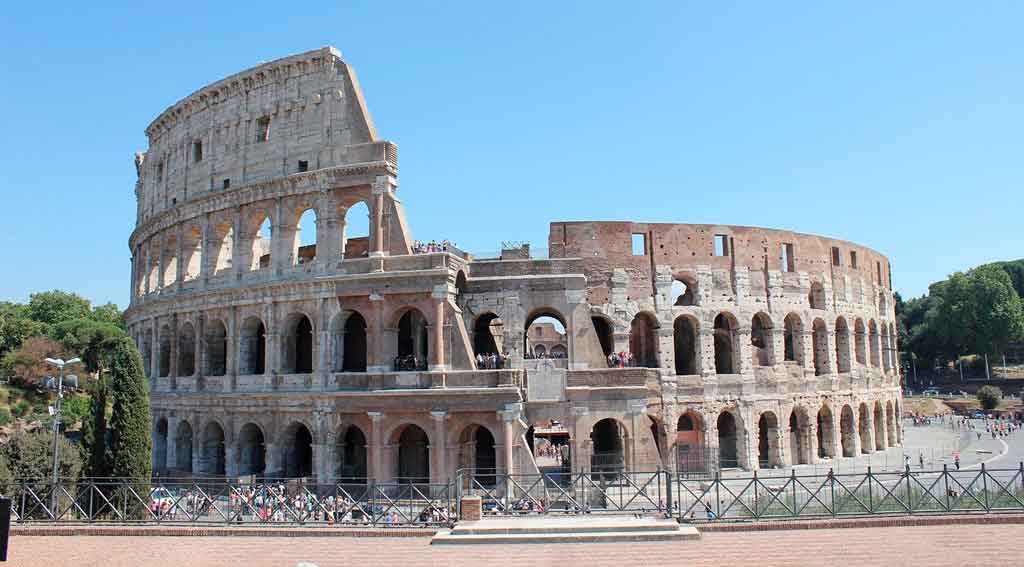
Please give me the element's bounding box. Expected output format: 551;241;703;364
9;524;1020;567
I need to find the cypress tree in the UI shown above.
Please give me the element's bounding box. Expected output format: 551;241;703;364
108;336;151;481
80;373;110;478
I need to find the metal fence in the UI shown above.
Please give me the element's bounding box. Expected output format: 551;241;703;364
1;477;457;527
462;470;672;515
677;463;1024;522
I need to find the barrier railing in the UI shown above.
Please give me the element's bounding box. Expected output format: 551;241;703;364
1;477;456;527
459;470;673;515
675;463;1024;522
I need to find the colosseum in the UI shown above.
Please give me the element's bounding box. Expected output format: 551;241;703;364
126;47;902;485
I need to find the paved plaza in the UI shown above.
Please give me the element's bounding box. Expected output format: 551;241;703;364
10;523;1023;566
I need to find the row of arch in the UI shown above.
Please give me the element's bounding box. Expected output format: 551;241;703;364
676;398;902;470
153;418;498;483
670;277;892;317
134;200;371;297
139;307;430;377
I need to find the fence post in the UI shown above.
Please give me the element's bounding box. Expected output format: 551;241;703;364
981;463;990;512
943;464;951;512
905;465;913;514
714;472;721;520
867;466;874;514
753;470;759;519
830;469;836;518
791;469;798;518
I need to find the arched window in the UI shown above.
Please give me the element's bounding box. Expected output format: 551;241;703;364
473;313;504;355
397;309;428;371
812;318;829;376
201;422;226;476
177;322;196;377
158;324;171;377
331;310;367;372
524;310;567;360
717;412;739;469
337;426;368;480
868;320;880;367
162;234;178;287
237;423;266;475
251;215;272;271
854;318;867;365
751;313;773;366
834;317;851;373
205;320;228;376
673;315;698;375
395;424;430;482
671;276;697;306
629;312;659;368
341;201;371;259
713;313;736;374
282;313;314;374
182;225;202;282
282;422;314;478
808;282;826;310
212;222;234;275
240;317;266;375
175;420;193;472
294;208;318;265
784;313;804;365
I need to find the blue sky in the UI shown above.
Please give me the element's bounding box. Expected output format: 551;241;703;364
1;2;1021;307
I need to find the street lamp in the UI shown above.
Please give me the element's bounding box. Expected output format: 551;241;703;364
43;357;80;515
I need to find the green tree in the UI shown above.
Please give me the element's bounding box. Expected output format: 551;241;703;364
27;290;91;334
0;429;82;481
53;318;126;376
80;374;110;478
89;303;125;330
0;336;71;388
108;337;151;481
0;301;45;359
976;385;1002;411
951;266;1024;356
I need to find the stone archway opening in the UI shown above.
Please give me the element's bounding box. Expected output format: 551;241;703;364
713;313;737;374
337;425;368;480
675;412;708;475
178;322;196;377
758;412;782;469
240;317;266;375
817;406;836;459
154;418;168;472
341;201;371;259
840;405;856;457
205;320;228;376
591;418;626;478
873;402;885;450
854;319;867;365
717;412;739;469
524;311;567;360
283;423;314;478
592;316;614;358
294;208;318;265
789;409;810;465
158;325;171;377
397;309;428;371
459;424;497;488
858;403;871;454
673;316;698;375
671;275;697;306
834;317;851;373
201;422;226;476
812;318;829;376
282;313;314;374
395;424;430;483
629;312;659;368
886;401;897;448
751;313;773;367
784;313;803;365
238;423;266;476
473;313;504;356
331;310;367;372
175;420;194;472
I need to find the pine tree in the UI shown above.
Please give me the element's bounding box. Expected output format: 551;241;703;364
80;373;110;478
108;336;151;481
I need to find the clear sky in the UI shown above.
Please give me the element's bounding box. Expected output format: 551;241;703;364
1;2;1021;308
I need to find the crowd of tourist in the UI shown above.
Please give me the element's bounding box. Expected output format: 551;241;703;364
524;350;568;360
606;351;635;368
476;352;508;369
412;239;457;254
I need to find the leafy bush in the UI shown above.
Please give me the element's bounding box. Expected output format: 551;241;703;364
977;385;1003;411
12;400;30;417
0;409;10;426
61;394;90;426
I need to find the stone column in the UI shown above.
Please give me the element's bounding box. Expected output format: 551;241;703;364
313;442;331;485
272;197;285;275
431;411;448;483
736;327;753;376
175;223;185;291
200;212;211;288
368;412;385;482
698;328;716;377
195;312;205;379
368;293;387;372
430;287;447;371
570;406;591;475
169;315;179;389
370;177;387;257
799;330;814;376
232;210;243;280
166;415;179;472
150;318;160;381
192;423;203;474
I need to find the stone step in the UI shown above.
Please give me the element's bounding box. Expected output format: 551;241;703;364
431;527;699;545
431;515;699;545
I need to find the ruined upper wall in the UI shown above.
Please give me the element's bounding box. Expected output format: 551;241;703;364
134;46;384;225
549;221;893;312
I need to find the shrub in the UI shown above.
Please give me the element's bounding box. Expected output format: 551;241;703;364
977;385;1002;411
0;409;10;426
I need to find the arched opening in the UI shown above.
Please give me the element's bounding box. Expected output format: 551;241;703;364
251;216;273;271
789;409;810;465
550;344;567;357
473;313;504;356
213;223;234;275
713;313;736;374
629;312;659;368
817;405;836;459
673;315;698;375
591;316;614;358
237;423;266;476
454;271;468;309
205;319;228;376
142;328;153;378
282;422;314;478
396;309;428;371
717;412;739;469
784;313;804;365
840;405;856;457
880;325;892;372
154;418;168;472
524;311;567;360
341;201;371;259
282;313;314;374
158;325;171;378
337;425;368;480
895;401;903;444
671;276;697;306
858;403;871;454
758;412;781;469
889;323;898;372
459;425;497;487
854;319;867;365
175;420;194;472
873;402;885;450
591;418;626;477
162;234;178;288
751;313;773;367
675;412;707;474
331;310;368;372
886;401;896;448
834;317;851;373
183;226;202;282
240;317;266;375
201;421;226;476
808;281;826;310
868;320;880;368
396;424;430;483
177;322;196;377
528;422;571;475
294;208;317;265
812;318;829;376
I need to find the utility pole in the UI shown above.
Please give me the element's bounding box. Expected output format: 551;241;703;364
44;357;80;516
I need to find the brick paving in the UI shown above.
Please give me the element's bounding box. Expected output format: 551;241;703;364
9;524;1020;567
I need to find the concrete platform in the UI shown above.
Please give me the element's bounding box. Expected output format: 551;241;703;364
431;515;700;544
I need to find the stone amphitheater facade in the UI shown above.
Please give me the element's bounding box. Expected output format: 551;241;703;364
126;47;903;484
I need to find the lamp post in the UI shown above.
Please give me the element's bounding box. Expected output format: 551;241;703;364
43;357;80;515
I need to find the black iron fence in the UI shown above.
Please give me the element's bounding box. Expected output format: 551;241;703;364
676;463;1024;522
461;470;672;515
1;477;456;527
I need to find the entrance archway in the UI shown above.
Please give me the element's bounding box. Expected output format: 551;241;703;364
396;425;430;483
817;405;835;458
629;313;659;368
237;423;266;476
673;315;698;375
201;421;226;476
758;412;781;469
473;313;504;355
282;314;314;373
717;412;739;469
282;422;314;478
789;409;810;465
591;418;626;477
154;418;168;472
459;425;497;487
175;420;193;472
336;425;368;480
397;310;428;371
713;313;737;374
240;317;266;375
330;310;368;372
858;403;871;454
840;405;856;457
